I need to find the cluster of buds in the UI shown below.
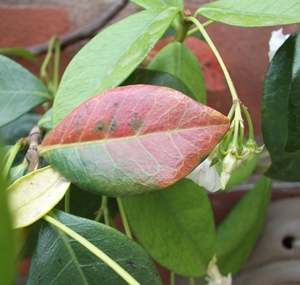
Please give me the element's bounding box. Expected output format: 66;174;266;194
216;138;263;189
186;100;263;192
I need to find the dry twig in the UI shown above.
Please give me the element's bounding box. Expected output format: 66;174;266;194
26;125;44;172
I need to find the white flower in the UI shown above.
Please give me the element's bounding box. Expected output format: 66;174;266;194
206;256;232;285
268;28;290;62
185;158;221;192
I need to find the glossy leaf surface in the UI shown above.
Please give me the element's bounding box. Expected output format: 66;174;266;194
27;209;162;285
123;178;215;277
122;68;196;100
148;42;206;104
216;176;272;275
285;31;300;152
131;0;183;10
40;85;229;197
52;7;179;127
198;0;300;27
0;55;51;127
7;166;70;229
262;33;300;181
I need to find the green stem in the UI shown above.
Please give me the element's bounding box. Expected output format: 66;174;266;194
232;102;242;147
241;105;255;141
170;271;175;285
187;19;214;37
185;17;239;102
64;188;70;213
40;36;60;97
94;196;108;223
43;214;140;285
102;196;109;226
53;38;60;97
95;207;103;223
116;198;132;239
189;277;195;285
174;21;192;42
3;142;22;177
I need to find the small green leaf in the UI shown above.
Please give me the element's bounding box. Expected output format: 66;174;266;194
6;166;70;229
123;179;215;277
198;0;300;27
122;68;196;100
130;0;184;10
285;31;300;152
0;48;39;63
216;176;272;275
0;141;15;285
262;32;300;181
148;42;206;104
52;7;179;127
0;55;51;127
27;209;162;285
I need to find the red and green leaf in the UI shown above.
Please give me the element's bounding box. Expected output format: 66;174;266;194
39;85;229;197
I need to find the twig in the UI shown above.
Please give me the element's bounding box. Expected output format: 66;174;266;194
26;125;44;172
26;0;129;56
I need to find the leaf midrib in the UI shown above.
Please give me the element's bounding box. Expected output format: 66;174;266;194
39;124;220;153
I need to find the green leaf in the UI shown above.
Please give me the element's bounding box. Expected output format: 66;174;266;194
52;7;180;127
285;31;300;152
0;48;39;63
40;85;229;197
27;209;162;285
148;42;206;104
130;0;184;10
123;179;215;277
0;140;15;285
122;68;197;100
6;166;70;229
262;32;300;181
0;112;42;145
216;176;272;275
198;0;300;27
0;55;51;127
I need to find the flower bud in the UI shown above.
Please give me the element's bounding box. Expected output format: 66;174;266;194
206;256;232;285
220;150;238;189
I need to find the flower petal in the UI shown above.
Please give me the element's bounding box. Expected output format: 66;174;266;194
186;158;221;192
268;28;290;62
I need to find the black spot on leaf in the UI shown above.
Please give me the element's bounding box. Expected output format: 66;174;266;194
108;120;117;133
126;261;137;269
94;120;106;132
129;118;144;131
